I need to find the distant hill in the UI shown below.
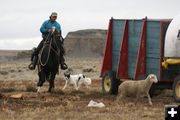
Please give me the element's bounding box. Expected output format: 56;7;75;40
64;29;107;57
0;50;19;62
0;50;31;62
0;29;107;61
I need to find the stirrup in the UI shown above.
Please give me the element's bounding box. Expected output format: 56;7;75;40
28;63;35;70
61;63;68;70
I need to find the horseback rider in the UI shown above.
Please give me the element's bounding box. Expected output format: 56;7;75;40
29;12;68;70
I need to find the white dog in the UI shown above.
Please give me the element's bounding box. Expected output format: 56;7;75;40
63;73;91;90
78;77;92;89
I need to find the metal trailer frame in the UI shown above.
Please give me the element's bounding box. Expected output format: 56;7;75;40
100;18;180;100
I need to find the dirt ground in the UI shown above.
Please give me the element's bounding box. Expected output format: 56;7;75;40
0;57;179;120
0;79;178;120
0;57;101;81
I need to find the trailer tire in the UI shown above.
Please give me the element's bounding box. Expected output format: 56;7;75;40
173;75;180;102
102;71;120;95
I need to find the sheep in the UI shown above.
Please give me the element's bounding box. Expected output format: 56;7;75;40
116;74;158;105
63;73;85;90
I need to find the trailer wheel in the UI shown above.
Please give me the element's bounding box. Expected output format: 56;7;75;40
102;71;120;95
173;75;180;102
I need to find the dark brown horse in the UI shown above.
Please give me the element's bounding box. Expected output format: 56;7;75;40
37;34;61;92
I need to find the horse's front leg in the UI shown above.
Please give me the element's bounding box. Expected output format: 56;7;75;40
37;71;46;93
62;80;68;90
48;72;56;92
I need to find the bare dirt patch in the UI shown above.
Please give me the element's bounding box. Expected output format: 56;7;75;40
0;80;179;120
0;56;179;120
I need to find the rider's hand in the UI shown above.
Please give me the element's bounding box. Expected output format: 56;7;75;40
48;29;53;33
54;29;59;33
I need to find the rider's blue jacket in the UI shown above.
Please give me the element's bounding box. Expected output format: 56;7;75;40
40;19;61;38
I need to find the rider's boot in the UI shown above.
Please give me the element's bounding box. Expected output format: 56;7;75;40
60;57;68;70
28;55;38;70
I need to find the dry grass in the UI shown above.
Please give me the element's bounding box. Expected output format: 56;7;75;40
0;57;179;120
0;80;179;120
0;57;102;81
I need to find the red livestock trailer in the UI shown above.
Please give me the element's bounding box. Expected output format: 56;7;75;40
100;17;180;102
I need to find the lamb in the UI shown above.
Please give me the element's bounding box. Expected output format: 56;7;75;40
63;73;91;90
116;74;158;105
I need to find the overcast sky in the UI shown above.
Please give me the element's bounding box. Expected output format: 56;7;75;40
0;0;180;50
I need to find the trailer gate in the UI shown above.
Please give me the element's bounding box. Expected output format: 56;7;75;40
101;18;171;82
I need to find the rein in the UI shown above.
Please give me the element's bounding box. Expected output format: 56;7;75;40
39;33;60;67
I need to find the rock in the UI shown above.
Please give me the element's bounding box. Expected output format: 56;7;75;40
64;68;74;75
10;93;23;99
64;29;107;57
0;71;9;75
83;67;94;72
0;93;6;99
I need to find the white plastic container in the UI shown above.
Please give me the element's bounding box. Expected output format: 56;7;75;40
165;14;180;57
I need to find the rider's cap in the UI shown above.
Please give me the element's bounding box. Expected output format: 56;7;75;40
50;12;57;17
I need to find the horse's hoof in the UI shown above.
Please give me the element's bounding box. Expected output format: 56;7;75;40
37;87;41;93
48;88;54;93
